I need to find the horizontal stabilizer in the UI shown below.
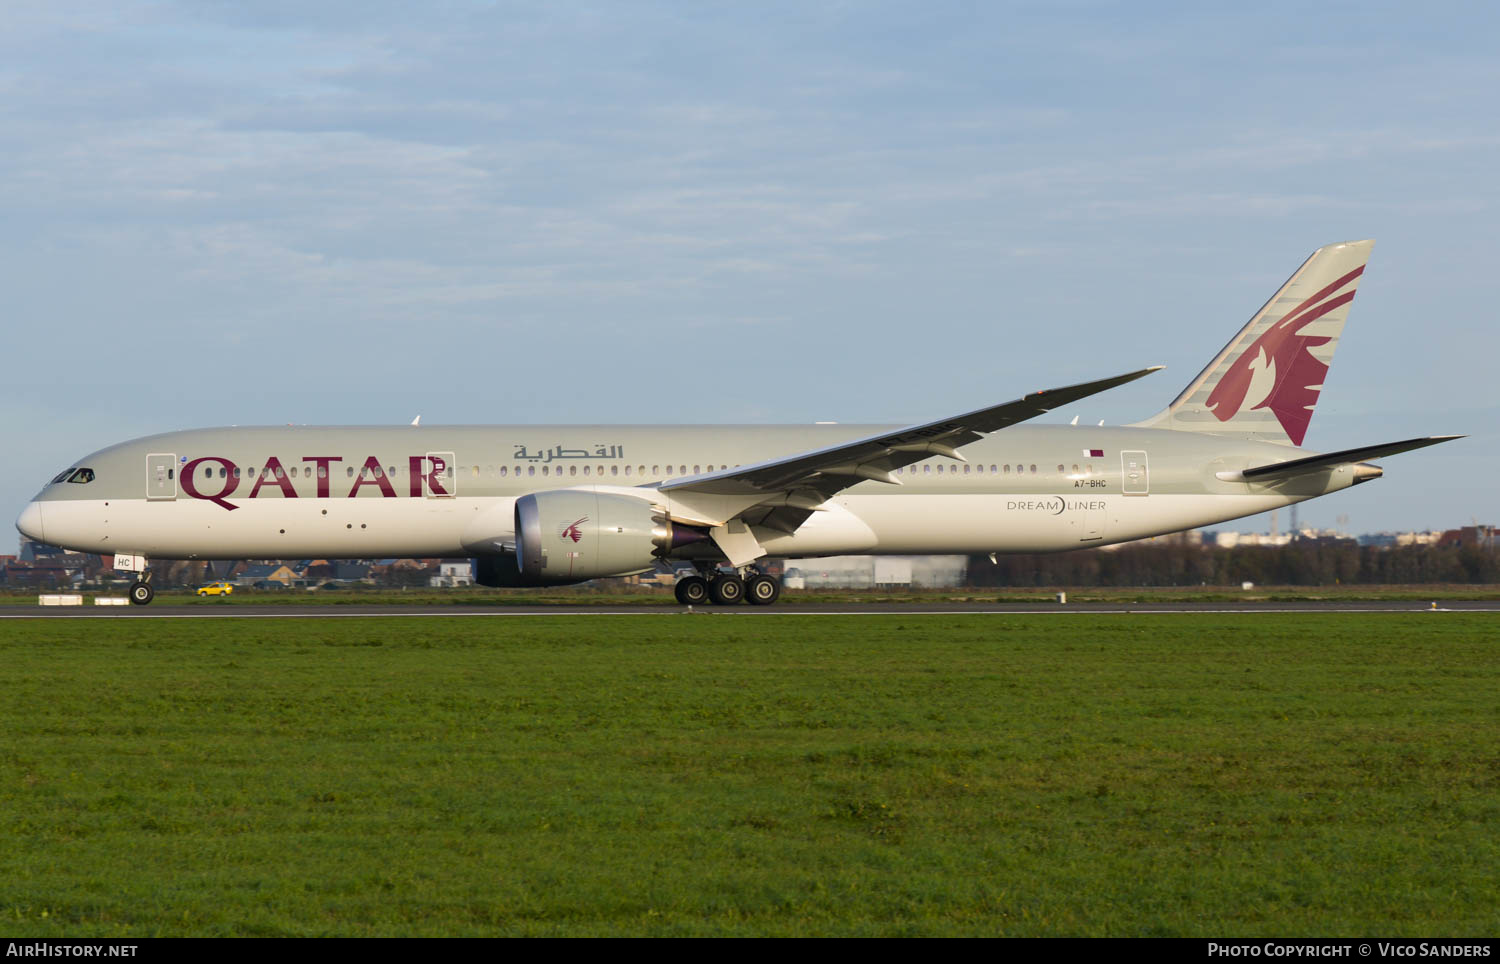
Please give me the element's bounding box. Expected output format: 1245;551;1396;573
1221;436;1463;482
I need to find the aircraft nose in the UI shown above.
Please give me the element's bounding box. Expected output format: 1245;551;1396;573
16;501;44;543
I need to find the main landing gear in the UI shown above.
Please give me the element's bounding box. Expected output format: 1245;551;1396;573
673;565;781;607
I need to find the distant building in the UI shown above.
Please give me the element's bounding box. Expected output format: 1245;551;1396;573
783;556;966;590
1436;525;1497;548
430;560;473;587
1206;531;1294;549
18;540;67;562
3;553;98;587
236;564;298;587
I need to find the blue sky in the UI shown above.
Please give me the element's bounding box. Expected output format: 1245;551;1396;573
4;0;1496;540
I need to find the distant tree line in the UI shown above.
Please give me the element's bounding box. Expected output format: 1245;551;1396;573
967;540;1500;587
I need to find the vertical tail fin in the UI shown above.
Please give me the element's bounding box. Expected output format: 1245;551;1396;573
1135;240;1374;446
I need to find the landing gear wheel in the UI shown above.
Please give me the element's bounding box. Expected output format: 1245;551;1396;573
129;582;155;606
708;574;745;606
745;574;781;606
674;575;709;606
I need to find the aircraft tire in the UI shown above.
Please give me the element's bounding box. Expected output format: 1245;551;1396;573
708;574;745;606
129;582;155;606
674;576;709;606
745;574;781;606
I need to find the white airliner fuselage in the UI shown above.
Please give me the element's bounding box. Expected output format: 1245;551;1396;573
18;422;1364;561
15;241;1458;605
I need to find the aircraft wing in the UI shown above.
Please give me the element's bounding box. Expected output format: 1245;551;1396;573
1227;435;1464;482
661;366;1163;506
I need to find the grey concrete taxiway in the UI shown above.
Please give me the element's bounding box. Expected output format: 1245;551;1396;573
4;600;1497;618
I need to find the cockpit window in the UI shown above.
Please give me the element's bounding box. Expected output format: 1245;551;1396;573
67;468;95;484
52;469;75;484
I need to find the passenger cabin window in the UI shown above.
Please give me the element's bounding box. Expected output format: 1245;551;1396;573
67;468;95;484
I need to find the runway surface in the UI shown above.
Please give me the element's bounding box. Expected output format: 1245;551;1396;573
4;600;1497;618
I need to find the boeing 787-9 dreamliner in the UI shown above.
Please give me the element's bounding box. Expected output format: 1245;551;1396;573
16;241;1459;605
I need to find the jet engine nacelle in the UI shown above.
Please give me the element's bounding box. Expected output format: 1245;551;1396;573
513;489;710;584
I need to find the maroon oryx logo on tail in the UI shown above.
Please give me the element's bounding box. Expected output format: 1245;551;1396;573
1206;265;1363;446
559;517;588;543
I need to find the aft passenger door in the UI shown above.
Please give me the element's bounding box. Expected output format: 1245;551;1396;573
146;453;177;500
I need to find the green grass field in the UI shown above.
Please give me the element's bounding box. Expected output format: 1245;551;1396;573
2;613;1497;936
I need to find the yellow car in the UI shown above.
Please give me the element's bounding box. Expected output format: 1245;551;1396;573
196;581;234;597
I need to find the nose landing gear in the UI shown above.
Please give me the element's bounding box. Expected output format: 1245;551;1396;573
128;579;155;606
115;553;155;605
